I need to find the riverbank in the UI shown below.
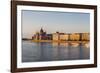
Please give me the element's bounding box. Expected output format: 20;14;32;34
31;40;89;43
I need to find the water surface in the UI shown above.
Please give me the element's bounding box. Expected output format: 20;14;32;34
22;41;90;62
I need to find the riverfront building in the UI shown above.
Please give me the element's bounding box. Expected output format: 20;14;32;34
32;28;52;40
52;32;69;41
69;33;80;41
32;28;89;41
81;33;90;41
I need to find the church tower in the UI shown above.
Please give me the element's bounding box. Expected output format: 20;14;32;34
40;28;44;34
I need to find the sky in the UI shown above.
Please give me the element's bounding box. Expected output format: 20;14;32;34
22;10;90;39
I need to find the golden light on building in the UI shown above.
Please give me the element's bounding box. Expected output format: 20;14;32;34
70;33;80;41
52;33;59;41
32;28;90;41
82;33;89;41
59;34;69;41
53;32;69;41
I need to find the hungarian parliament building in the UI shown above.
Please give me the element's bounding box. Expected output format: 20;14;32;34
32;28;89;41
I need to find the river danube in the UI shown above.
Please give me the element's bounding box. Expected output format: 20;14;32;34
22;41;90;62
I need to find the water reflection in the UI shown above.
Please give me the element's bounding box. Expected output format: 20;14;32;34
52;42;69;47
70;43;79;47
82;43;90;48
22;41;90;62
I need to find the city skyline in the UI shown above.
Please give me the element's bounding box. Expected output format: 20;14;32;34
22;10;90;39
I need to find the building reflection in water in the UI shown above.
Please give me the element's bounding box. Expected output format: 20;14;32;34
37;42;90;61
82;42;90;48
22;41;90;62
70;43;79;47
52;42;69;47
52;42;89;48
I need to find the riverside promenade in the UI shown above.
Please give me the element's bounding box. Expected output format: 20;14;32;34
32;40;89;43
